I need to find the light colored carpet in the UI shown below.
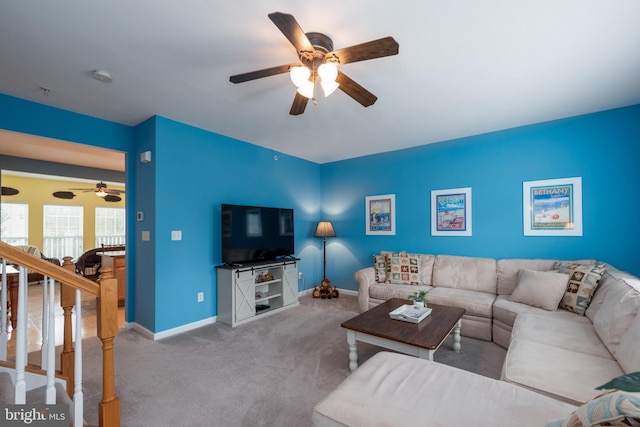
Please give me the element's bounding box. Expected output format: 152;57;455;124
75;294;505;426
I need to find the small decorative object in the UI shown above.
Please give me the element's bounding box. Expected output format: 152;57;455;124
331;287;339;299
312;287;321;298
319;278;333;299
389;304;432;323
408;290;429;307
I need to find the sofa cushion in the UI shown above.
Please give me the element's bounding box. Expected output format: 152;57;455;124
433;254;497;294
368;283;433;303
385;252;422;285
428;287;495;318
511;313;613;360
617;310;640;373
502;338;624;405
497;259;558;295
593;281;640;357
312;352;577;427
585;269;623;321
493;295;581;330
509;269;570;311
555;261;607;316
546;391;640;427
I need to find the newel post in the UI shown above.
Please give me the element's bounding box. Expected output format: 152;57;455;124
97;266;121;427
60;256;76;398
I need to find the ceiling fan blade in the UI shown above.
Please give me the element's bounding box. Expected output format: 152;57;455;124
268;12;314;53
335;71;377;107
289;92;309;116
329;37;399;65
230;64;300;84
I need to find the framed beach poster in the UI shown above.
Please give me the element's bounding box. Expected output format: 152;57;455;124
523;177;582;236
431;187;472;236
365;194;396;235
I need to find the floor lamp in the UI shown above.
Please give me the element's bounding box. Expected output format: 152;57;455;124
314;221;337;298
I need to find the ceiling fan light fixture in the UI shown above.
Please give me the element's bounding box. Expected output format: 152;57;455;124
297;81;314;99
318;62;338;83
321;80;340;97
290;66;311;87
96;189;108;197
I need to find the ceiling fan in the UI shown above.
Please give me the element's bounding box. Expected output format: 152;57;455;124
229;12;399;115
68;181;125;198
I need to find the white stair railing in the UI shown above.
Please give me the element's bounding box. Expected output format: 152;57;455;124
0;243;120;427
46;276;57;404
14;266;27;403
1;259;7;361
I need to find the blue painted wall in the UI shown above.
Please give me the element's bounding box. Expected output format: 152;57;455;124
144;116;322;332
320;104;640;290
3;92;639;333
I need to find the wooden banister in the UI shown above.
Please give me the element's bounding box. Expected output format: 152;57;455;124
1;241;121;427
97;266;121;427
61;256;76;397
0;242;100;296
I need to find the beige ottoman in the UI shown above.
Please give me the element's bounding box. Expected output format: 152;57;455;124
312;352;576;427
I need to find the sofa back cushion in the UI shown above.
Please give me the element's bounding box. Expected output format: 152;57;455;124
508;269;570;311
592;278;640;357
420;254;436;286
616;310;640;373
433;255;497;294
497;259;557;295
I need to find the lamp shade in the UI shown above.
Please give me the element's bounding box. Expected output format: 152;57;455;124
290;66;311;87
318;62;338;82
314;221;336;238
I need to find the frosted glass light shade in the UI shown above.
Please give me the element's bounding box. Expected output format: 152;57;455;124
297;81;314;98
321;80;339;97
290;66;311;87
318;62;338;82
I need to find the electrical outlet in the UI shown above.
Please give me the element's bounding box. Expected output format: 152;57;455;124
197;292;204;302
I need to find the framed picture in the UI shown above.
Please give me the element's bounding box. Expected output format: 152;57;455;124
431;187;472;236
523;177;582;236
365;194;396;235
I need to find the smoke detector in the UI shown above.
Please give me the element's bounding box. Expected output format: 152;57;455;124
92;70;113;83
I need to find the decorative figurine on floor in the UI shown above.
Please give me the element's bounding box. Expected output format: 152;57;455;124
319;278;334;299
312;287;321;298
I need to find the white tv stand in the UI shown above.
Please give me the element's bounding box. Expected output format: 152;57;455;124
216;259;299;327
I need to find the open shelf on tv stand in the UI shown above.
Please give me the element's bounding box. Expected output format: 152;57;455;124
216;259;299;327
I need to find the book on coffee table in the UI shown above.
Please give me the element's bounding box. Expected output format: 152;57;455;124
389;304;432;323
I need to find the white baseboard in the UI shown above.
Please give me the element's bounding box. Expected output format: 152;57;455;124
128;316;217;341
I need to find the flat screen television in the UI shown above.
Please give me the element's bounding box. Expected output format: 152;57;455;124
221;203;295;265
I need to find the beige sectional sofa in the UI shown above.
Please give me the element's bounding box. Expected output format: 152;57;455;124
353;253;640;405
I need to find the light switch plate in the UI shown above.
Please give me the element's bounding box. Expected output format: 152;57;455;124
142;231;150;241
171;230;182;241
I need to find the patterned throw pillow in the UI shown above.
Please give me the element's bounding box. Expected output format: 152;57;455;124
545;390;640;427
555;261;607;316
385;252;422;285
373;254;388;283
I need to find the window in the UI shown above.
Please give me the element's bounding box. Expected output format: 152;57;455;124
95;207;125;247
43;205;83;260
0;203;29;245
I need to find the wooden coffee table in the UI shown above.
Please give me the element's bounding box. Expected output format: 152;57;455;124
341;298;465;372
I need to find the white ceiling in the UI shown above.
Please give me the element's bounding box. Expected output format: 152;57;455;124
1;1;639;165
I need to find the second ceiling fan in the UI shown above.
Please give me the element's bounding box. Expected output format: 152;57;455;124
230;12;399;115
